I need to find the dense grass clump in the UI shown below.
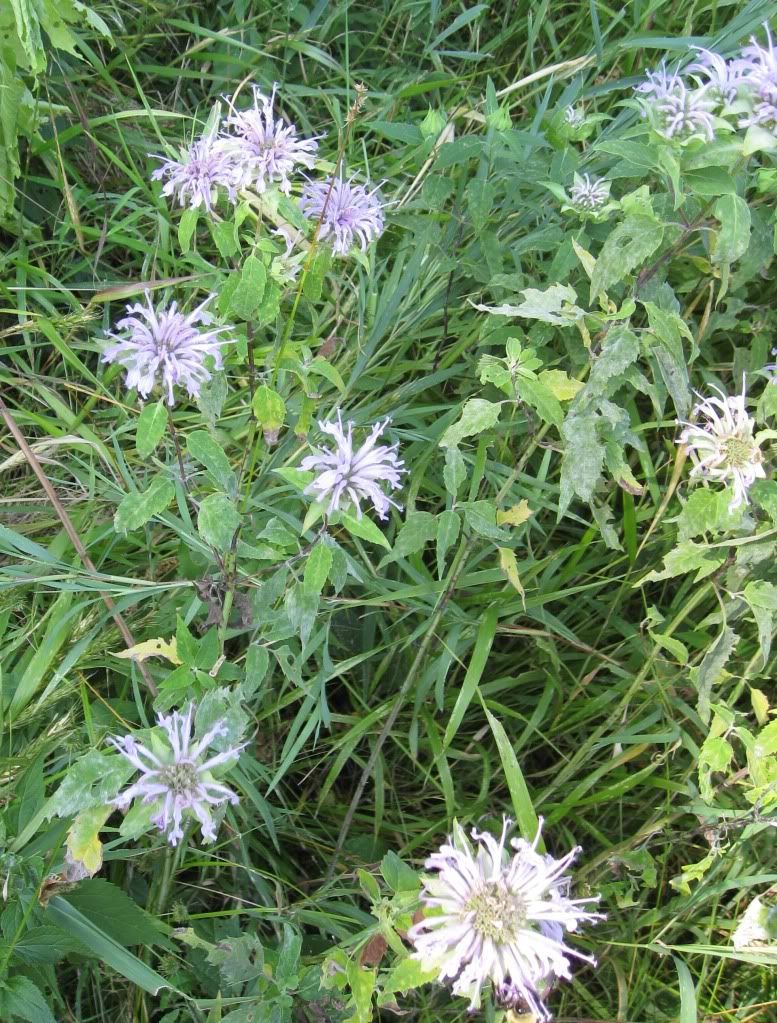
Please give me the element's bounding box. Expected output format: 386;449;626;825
1;2;776;1022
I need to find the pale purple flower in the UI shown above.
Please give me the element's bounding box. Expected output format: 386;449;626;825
300;412;405;519
736;25;777;129
564;105;584;127
688;48;743;106
223;84;319;194
110;705;243;847
299;176;385;255
568;173;610;211
102;294;235;405
635;62;717;141
679;383;767;510
409;818;602;1018
151;131;241;212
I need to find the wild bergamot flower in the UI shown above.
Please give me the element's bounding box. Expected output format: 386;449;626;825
409;818;602;1019
635;62;717;141
300;412;405;519
110;704;244;847
151;130;241;211
568;173;610;211
102;294;235;405
688;47;743;106
679;384;767;509
223;84;319;194
736;25;777;130
300;175;385;255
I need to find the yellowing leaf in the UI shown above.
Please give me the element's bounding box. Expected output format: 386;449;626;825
114;637;181;665
572;237;596;279
751;687;769;726
499;547;525;605
497;500;533;527
538;369;584;402
67;804;113;878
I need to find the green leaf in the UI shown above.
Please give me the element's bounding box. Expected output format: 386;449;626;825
693;626;738;724
51;750;131;819
380;512;437;566
11;926;76;965
590;215;664;297
340;512;392;549
698;736;734;802
186;430;236;493
743;581;777;668
676;489;743;541
211;218;239;259
644;302;693;416
379;851;418;893
712;194;751;265
460;501;511;542
207;932;264;986
345;960;376;1023
559;412;605;516
46;896;171;996
518;376;563;427
304;541;332;596
197;492;241;551
0;976;56;1023
252;384;286;444
473;283;585;326
177;207;199;253
63;878;169;948
752;480;777;524
444;605;499;748
114;476;174;533
443;446;466;496
483;704;540;843
382;956;439;995
436;509;461;578
135;401;168;459
640;542;726;584
228;253;267;320
439;398;501;449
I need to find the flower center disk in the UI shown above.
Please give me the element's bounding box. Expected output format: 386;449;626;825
467;881;527;942
161;761;200;797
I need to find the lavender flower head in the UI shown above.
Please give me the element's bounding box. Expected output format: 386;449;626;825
736;25;777;129
409;818;602;1019
300;176;385;255
688;47;743;106
223;84;319;194
568;173;610;211
300;412;405;519
102;294;235;405
563;105;584;127
635;62;716;141
110;705;244;846
151;130;240;212
678;383;767;510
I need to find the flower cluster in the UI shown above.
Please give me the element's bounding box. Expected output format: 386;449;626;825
151;85;386;257
110;704;244;846
410;818;602;1019
300;412;406;519
634;25;777;143
567;172;610;212
678;384;767;510
102;293;235;405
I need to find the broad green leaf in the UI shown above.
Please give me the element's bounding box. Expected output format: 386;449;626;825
559;412;605;516
135;401;168;459
590;215;664;297
114;476;174;534
380;512;436;565
692;626;738;724
186;430;235;493
178;207;198;253
211;218;238;259
439;398;501;449
743;581;777;667
587;326;640;395
676;489;743;541
345;960;376;1023
11;925;77;966
304;541;332;596
712;194;751;265
229;253;267;320
436;509;460;578
340;512;392;549
640;542;726;584
518;376;563;427
382;956;439;995
198;492;241;551
538;369;584;401
51;750;131;819
285;582;319;645
252;384;286;444
460;501;511;542
0;976;56;1023
46;896;171;995
63;878;170;948
379;851;418;893
473;282;584;326
698;736;734;802
443;446;466;496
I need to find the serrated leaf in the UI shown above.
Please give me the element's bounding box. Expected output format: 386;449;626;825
186;430;235;493
340;511;392;549
135;401;168;459
518;375;563;427
11;925;77;966
473;282;584;325
304;541;332;596
50;750;131;819
559;412;605;516
382;956;439;995
443;446;466;496
588;326;640;396
229;253;267;320
114;476;174;533
676;489;743;541
436;509;460;578
590;215;664;297
252;385;286;445
693;626;738;724
380;512;436;566
640;542;726;584
460;501;511;542
440;398;501;449
197;492;241;551
0;976;56;1023
698;735;734;802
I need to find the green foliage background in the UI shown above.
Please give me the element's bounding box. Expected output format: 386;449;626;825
1;1;776;1021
